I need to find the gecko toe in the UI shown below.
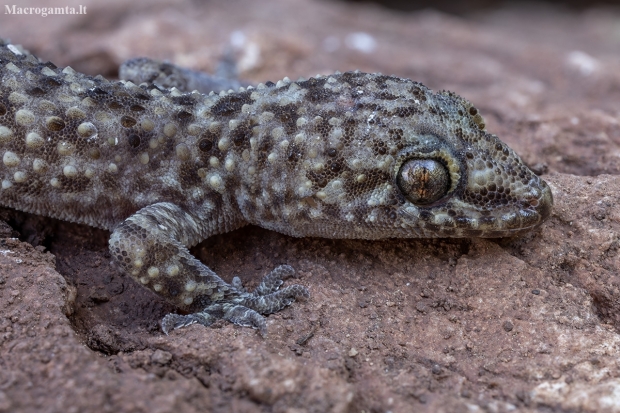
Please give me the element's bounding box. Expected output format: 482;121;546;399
161;312;216;334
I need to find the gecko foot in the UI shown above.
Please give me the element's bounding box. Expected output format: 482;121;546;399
241;264;297;296
161;312;216;335
162;265;309;336
239;265;310;314
163;304;268;336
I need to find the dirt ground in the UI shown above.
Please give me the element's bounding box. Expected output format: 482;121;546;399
1;0;620;412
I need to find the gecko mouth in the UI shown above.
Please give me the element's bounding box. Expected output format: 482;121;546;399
408;177;553;238
476;178;553;237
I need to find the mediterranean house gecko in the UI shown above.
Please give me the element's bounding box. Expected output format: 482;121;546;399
0;40;552;335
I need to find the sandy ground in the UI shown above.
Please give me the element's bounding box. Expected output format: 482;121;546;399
1;0;620;412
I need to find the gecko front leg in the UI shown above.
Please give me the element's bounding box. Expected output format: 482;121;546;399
108;202;309;336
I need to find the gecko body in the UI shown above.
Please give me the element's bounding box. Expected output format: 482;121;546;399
0;41;552;334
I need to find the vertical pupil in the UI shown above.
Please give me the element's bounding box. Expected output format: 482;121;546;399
397;159;450;205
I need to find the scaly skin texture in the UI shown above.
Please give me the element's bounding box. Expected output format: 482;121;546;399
0;41;552;335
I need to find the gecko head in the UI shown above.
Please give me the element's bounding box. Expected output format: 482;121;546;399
391;121;553;238
395;133;553;238
394;117;553;238
290;73;551;240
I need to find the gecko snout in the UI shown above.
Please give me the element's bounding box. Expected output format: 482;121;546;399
513;177;553;232
533;179;553;223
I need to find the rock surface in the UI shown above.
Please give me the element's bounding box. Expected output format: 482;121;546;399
1;0;620;412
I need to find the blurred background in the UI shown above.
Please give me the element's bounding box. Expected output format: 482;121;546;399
346;0;620;13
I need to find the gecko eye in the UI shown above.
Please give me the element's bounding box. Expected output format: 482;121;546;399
397;159;450;205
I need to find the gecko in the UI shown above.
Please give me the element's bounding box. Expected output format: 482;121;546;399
0;40;552;336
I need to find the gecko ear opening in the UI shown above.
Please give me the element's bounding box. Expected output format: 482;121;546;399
397;158;451;205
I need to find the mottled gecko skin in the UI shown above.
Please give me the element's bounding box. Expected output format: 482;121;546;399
0;41;552;335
